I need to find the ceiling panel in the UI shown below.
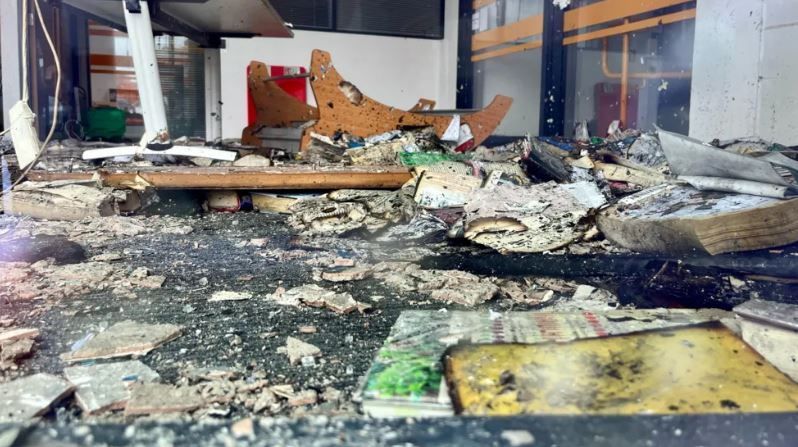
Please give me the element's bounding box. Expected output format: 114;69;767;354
63;0;293;38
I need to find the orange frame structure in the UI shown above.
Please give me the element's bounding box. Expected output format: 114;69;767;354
470;0;696;125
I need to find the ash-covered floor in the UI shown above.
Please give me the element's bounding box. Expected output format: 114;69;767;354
2;207;798;446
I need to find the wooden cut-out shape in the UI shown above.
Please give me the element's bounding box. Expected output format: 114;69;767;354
303;50;512;149
409;98;437;112
242;61;319;146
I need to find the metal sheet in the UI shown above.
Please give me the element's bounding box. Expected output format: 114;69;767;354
659;129;789;186
62;0;292;38
159;0;292;37
679;176;795;199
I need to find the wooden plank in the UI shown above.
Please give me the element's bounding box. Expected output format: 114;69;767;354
26;171;94;182
563;9;696;45
563;0;693;32
472;15;543;51
471;40;542;62
28;166;413;190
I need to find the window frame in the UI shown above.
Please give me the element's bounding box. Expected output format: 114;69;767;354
273;0;446;40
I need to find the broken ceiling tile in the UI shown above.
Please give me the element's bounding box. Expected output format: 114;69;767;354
61;320;182;363
233;154;271;167
0;328;40;344
320;266;373;282
124;383;205;416
209;291;253;302
0;328;39;370
283;337;321;366
496;280;551;305
414;269;498;307
64;360;161;414
6;182;120;221
0;373;75;422
413;172;482;209
302;288;360;314
273;284;365;314
287;389;318;407
231;417;255;440
463;181;591;253
428;282;498;307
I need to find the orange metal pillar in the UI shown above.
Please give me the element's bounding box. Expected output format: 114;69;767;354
619;19;630;127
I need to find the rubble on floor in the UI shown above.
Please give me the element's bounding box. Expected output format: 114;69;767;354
0;373;75;422
0;328;38;370
280;337;322;366
64;360;160;414
288;189;413;236
5;181;123;221
5;78;798;433
462;181;602;253
209;291;253;302
124;383;206;416
268;284;369;314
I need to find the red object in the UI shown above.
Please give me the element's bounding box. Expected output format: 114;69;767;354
594;82;639;135
246;65;308;126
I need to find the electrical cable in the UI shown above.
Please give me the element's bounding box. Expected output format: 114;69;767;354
1;0;62;196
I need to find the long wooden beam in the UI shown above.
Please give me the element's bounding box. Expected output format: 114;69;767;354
27;167;413;190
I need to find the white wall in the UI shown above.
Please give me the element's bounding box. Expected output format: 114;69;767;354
0;0;21;130
690;0;798;144
219;0;459;139
474;49;541;136
757;0;798;143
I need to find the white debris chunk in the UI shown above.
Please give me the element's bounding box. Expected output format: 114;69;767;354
209;291;253;302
